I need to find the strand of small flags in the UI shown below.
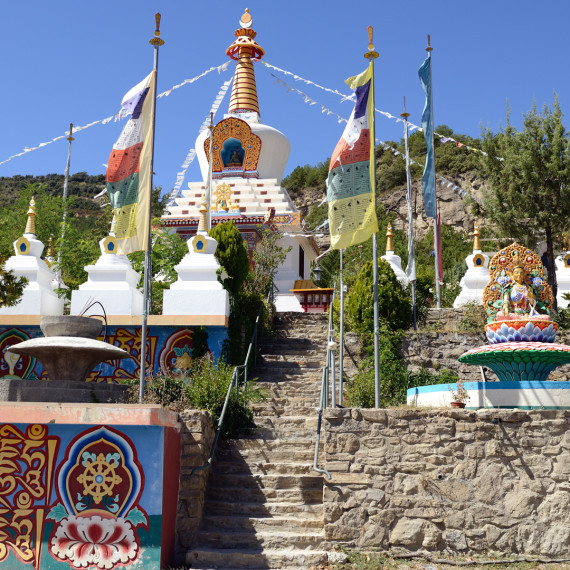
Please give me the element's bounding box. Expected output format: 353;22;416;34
269;72;476;203
165;77;233;208
262;60;498;160
0;62;231;167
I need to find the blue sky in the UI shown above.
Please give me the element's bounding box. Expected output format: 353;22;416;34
2;1;569;198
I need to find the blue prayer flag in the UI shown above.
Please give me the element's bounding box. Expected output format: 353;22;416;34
418;57;436;219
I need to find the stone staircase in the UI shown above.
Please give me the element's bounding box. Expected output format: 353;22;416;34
186;312;331;569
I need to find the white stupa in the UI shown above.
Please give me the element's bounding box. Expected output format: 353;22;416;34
453;226;490;308
0;197;64;316
70;219;143;316
555;251;570;309
162;199;230;319
161;9;318;313
381;224;409;286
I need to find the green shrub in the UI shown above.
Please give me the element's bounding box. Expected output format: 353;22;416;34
458;301;487;333
129;357;265;438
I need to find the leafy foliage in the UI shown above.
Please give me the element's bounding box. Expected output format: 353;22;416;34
131;357;265;438
282;160;329;198
209;221;250;296
346;259;412;337
480;97;570;308
0;254;27;308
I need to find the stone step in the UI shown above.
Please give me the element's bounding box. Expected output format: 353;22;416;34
186;547;329;569
215;446;317;463
259;354;327;365
209;473;323;490
200;514;324;532
203;499;323;518
212;459;316;475
253;416;318;429
237;428;316;440
251;404;319;417
206;485;323;504
193;529;325;551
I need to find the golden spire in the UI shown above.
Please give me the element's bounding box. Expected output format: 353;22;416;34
197;196;209;233
24;197;36;236
473;225;481;252
226;9;264;116
386;224;394;253
46;236;55;265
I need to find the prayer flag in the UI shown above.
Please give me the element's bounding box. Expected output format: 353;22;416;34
418;57;436;218
326;65;378;250
106;71;156;254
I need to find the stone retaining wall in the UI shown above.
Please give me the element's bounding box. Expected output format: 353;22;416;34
401;331;570;382
176;410;215;554
323;408;570;556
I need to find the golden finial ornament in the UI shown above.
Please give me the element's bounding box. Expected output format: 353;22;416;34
364;26;379;60
226;8;264;115
45;236;55;266
473;225;481;252
426;34;433;52
67;123;74;142
240;8;252;28
197;196;209;233
150;13;165;46
401;96;410;119
24;197;37;235
386;224;394;253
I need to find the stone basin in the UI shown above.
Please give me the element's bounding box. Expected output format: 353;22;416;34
40;315;103;339
6;336;130;383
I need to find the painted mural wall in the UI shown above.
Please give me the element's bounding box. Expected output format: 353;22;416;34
0;324;227;383
0;418;179;569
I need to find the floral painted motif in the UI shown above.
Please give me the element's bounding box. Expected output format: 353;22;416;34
51;515;137;569
47;426;147;569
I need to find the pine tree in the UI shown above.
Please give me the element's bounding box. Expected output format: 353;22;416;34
481;97;570;310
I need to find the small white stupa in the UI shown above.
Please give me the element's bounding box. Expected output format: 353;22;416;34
381;224;409;286
0;197;64;316
555;251;570;309
162;199;230;319
453;226;490;309
70;219;143;316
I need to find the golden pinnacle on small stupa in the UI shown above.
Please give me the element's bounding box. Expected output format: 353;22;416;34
473;225;481;252
46;236;55;266
197;197;209;233
386;223;394;253
24;197;36;236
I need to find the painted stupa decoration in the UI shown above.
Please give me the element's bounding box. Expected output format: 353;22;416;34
482;242;556;344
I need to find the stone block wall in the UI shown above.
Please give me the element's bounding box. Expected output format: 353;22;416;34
323;408;570;556
176;410;215;555
401;331;570;382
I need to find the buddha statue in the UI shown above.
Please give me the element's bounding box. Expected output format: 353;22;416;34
500;264;538;316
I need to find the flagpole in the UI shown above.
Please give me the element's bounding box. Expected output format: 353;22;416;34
57;123;74;289
206;112;214;230
401;100;417;331
364;27;381;408
139;13;164;404
339;248;344;405
427;35;442;308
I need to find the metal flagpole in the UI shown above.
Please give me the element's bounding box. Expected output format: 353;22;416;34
339;248;344;405
365;27;380;408
139;13;164;404
401;100;417;331
427;35;441;308
57;123;74;289
206;112;214;230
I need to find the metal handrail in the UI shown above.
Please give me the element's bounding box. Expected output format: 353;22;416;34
313;282;336;480
190;298;266;476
